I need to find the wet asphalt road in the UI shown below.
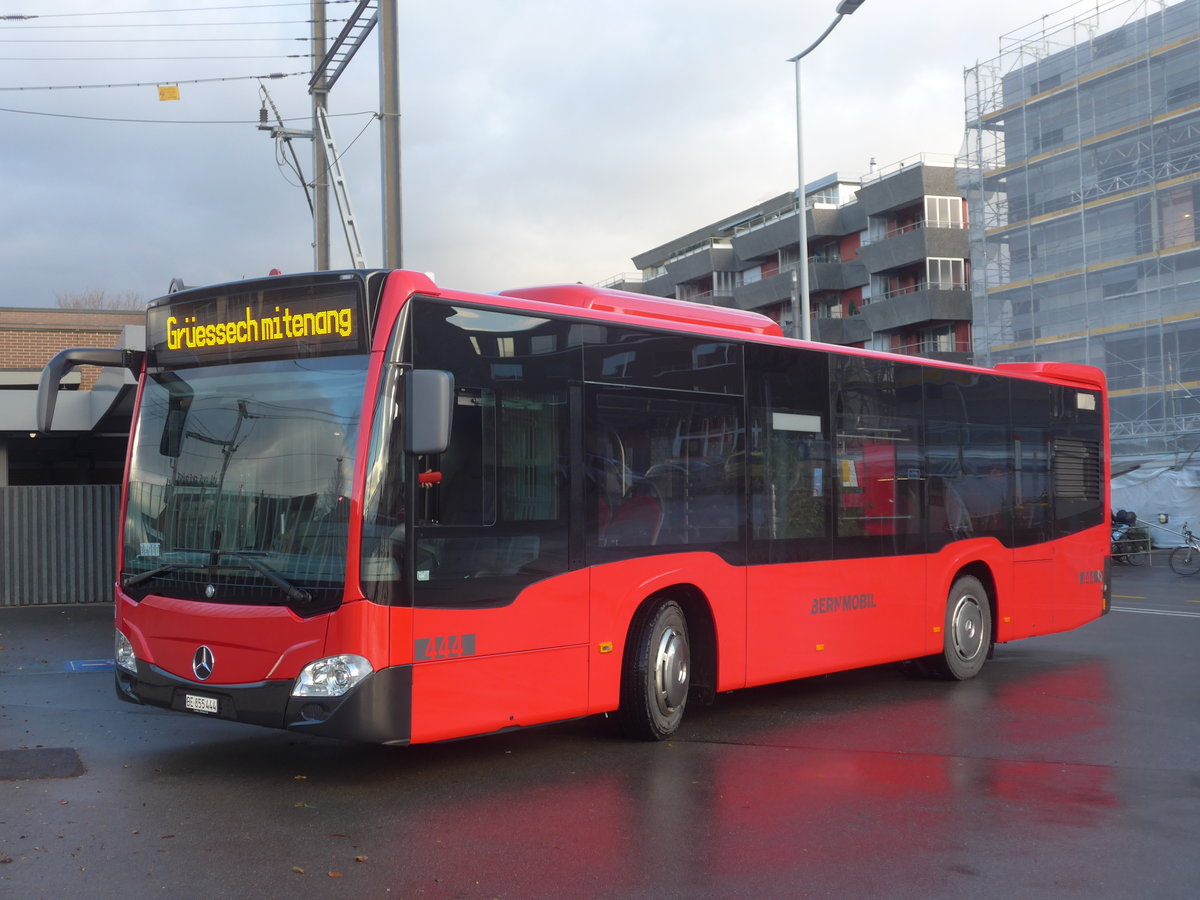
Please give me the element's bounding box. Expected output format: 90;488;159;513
1;559;1198;900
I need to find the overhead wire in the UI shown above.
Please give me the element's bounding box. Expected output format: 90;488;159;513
0;36;310;43
2;0;378;215
0;71;308;91
0;18;348;30
0;104;377;126
0;55;311;61
0;1;358;20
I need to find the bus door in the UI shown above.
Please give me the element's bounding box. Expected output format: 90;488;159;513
1009;381;1056;638
404;301;588;743
744;347;924;683
825;357;927;666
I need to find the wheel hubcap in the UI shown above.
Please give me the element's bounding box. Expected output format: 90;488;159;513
654;626;689;712
951;595;984;661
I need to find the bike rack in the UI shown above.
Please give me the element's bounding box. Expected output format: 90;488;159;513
1112;517;1155;566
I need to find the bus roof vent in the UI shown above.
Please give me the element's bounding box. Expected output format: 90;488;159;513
497;284;784;337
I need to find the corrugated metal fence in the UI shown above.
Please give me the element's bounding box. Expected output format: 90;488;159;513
1;485;118;606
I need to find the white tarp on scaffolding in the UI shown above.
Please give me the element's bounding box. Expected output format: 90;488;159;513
1111;464;1200;547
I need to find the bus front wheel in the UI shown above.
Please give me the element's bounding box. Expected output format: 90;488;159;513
934;575;992;681
617;599;690;741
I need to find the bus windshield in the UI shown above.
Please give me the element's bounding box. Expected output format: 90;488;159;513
122;355;369;615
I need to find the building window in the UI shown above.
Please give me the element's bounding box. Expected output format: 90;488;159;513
925;196;964;229
1158;186;1197;249
927;258;966;290
1032;127;1065;154
811;241;840;263
713;271;738;297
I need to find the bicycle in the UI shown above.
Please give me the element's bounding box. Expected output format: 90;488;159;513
1111;510;1145;566
1169;522;1200;576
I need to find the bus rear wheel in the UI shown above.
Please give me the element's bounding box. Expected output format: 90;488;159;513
933;575;992;681
617;599;690;741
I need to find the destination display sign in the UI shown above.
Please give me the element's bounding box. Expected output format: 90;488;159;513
148;282;368;367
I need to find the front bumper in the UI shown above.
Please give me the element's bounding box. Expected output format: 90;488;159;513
115;661;413;745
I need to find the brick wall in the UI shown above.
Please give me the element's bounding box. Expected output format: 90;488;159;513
0;307;143;389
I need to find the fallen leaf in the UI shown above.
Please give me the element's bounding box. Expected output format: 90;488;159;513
355;856;368;863
292;866;305;875
328;871;343;878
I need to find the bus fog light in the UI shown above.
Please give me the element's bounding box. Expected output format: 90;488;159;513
115;629;137;674
292;654;373;698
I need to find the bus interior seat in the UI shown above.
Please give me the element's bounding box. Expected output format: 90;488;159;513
604;482;664;547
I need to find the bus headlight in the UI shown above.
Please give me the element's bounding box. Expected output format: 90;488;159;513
115;628;137;674
292;654;373;698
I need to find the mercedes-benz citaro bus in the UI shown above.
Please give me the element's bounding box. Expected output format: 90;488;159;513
38;269;1110;745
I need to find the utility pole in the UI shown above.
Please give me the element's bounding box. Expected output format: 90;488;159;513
379;0;402;268
311;0;330;269
788;1;866;340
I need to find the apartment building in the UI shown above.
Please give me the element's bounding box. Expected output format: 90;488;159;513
627;159;972;361
961;0;1200;461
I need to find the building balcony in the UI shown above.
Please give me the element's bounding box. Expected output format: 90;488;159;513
811;315;871;346
730;205;866;261
857;161;959;217
732;210;801;260
859;286;972;333
888;338;973;364
733;271;793;310
664;245;735;283
640;271;676;298
731;260;868;312
810;259;868;292
856;225;968;274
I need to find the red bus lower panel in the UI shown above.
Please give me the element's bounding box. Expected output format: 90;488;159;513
115;661;414;745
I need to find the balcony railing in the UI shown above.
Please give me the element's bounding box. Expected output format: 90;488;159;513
879;281;968;300
860;152;958;186
868;218;967;244
595;272;644;289
890;338;973;357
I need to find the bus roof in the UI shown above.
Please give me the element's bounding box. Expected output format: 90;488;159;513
497;284;784;337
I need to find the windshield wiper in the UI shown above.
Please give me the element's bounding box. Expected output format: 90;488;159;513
123;551;311;604
123;562;195;589
221;550;312;604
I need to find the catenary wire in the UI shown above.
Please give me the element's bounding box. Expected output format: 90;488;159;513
0;55;311;60
0;103;377;125
0;1;357;20
0;71;307;90
0;19;348;29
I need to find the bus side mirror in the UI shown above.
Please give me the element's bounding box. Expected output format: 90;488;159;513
37;346;143;432
405;369;454;455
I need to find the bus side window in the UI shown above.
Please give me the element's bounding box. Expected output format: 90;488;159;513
589;390;741;552
422;387;496;527
746;345;832;562
832;356;922;556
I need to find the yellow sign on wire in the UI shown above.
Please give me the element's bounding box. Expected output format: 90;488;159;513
157;85;180;101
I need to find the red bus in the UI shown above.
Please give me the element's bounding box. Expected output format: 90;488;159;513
39;269;1110;744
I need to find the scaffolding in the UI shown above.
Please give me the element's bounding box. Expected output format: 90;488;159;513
959;0;1200;462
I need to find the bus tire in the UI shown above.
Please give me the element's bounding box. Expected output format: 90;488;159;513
934;575;992;681
617;598;690;741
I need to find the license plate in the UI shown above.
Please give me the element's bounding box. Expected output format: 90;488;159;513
184;693;219;715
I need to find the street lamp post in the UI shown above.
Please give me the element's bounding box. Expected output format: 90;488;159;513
789;0;866;341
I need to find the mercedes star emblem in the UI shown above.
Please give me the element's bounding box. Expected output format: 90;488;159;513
193;645;215;681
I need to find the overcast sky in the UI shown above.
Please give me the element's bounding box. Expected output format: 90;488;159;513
0;0;1134;307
